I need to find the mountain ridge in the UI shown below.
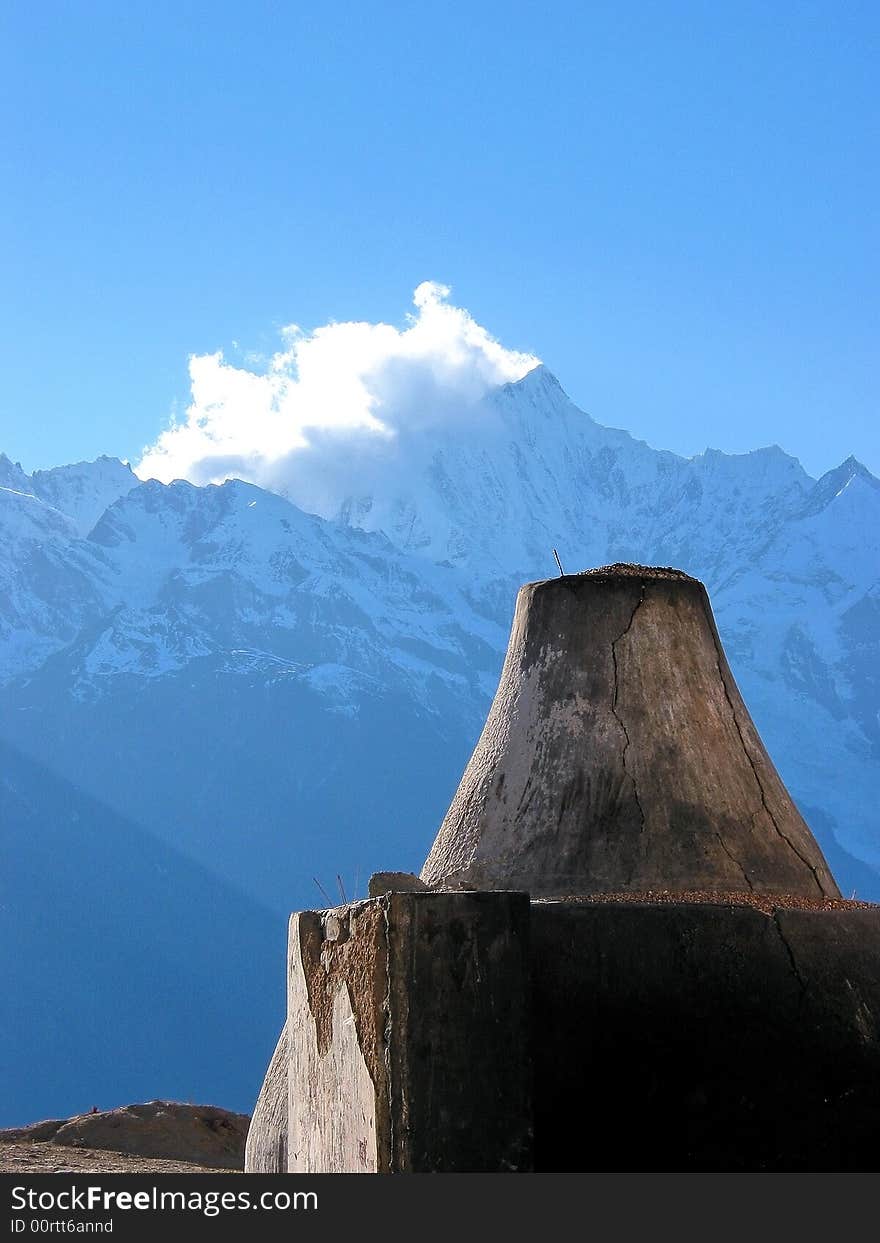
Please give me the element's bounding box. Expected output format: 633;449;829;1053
2;367;877;1125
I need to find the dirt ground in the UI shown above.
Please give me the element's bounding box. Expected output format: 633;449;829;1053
0;1141;234;1174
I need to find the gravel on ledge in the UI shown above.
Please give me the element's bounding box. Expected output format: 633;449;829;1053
531;890;878;916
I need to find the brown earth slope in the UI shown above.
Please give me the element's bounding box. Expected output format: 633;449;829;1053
0;1101;248;1173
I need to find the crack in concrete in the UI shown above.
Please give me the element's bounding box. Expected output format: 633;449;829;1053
611;585;646;834
772;911;808;1003
701;599;828;898
715;831;754;890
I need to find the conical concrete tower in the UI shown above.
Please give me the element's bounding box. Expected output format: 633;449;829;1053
422;564;839;898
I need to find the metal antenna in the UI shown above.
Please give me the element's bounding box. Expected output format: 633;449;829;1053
336;873;348;904
553;548;565;576
313;877;333;906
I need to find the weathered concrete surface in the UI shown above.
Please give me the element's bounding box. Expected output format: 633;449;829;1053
1;1102;249;1170
384;890;532;1172
529;899;880;1171
244;1023;288;1172
367;871;428;897
422;564;839;898
288;902;387;1173
286;891;532;1172
251;888;879;1172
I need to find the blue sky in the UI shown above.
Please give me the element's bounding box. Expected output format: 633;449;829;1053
1;0;877;479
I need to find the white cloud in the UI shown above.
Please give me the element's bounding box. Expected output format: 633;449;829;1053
136;282;539;515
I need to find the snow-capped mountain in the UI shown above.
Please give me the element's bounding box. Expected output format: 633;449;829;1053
0;452;137;536
280;366;816;586
280;365;880;871
29;455;138;536
1;369;878;1124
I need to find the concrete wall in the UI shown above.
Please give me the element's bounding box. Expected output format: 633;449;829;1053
243;1023;287;1172
529;900;880;1171
248;890;880;1172
284;890;532;1173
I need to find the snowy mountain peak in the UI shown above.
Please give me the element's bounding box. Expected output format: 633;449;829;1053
694;442;805;469
801;455;880;517
506;363;564;396
0;453;32;493
31;456;137;536
495;363;578;419
837;455;879;487
0;453;137;536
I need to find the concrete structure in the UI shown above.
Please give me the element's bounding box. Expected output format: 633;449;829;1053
530;897;880;1171
247;564;879;1172
422;565;838;897
247;891;532;1173
244;1025;288;1173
